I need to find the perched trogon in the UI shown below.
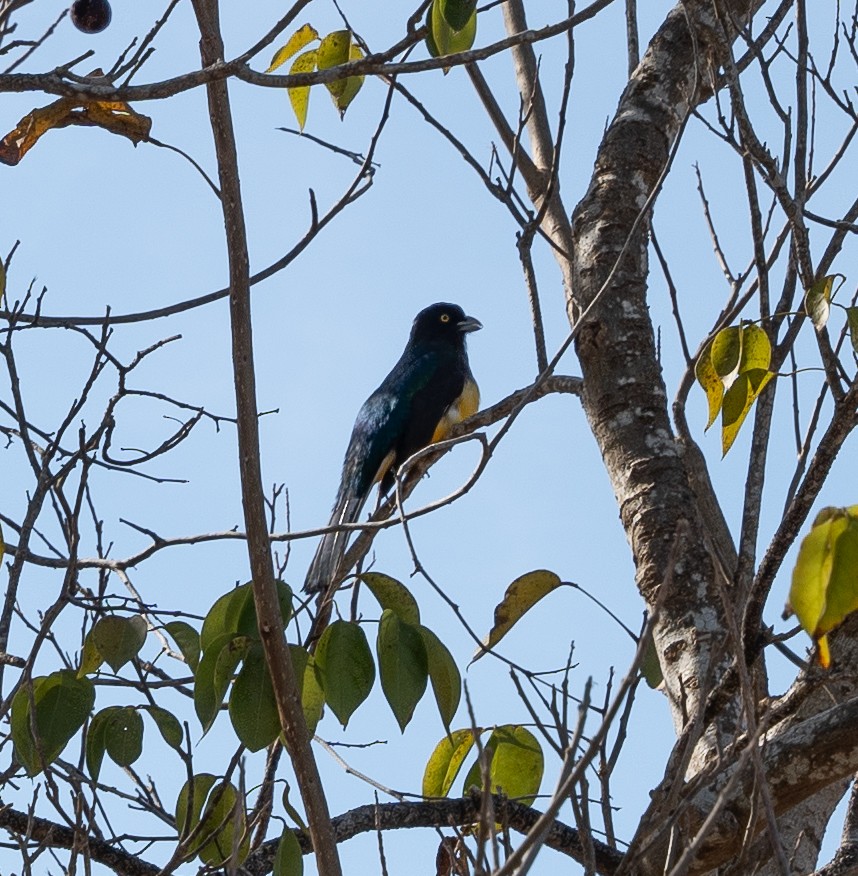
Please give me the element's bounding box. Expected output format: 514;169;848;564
304;302;482;593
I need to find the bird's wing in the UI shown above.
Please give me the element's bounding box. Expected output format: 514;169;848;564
303;378;415;594
304;346;464;594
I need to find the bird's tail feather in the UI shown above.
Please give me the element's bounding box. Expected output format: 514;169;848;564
303;493;365;593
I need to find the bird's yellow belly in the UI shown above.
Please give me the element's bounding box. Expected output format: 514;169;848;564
431;378;480;443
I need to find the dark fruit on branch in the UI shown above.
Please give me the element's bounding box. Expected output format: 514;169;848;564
70;0;112;34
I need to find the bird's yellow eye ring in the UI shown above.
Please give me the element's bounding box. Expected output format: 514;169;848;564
440;313;450;323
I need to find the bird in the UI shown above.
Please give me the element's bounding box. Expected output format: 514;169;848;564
304;302;482;593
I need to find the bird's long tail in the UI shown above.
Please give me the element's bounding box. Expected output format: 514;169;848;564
303;493;365;593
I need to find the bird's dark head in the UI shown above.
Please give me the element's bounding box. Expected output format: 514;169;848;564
410;303;482;346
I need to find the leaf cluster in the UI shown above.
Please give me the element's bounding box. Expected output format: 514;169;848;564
695;322;773;455
268;26;365;132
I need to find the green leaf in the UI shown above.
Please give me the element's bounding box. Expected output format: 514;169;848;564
418;626;460;730
273;828;304;876
229;644;281;751
314;620;375;728
710;326;742;379
78;629;104;678
176;775;249;866
194;633;251;732
694;339;724;431
272;581;294;631
428;0;477;59
165;621;201;673
86;707;113;780
10;690;37;774
377;610;428;732
361;572;421;625
487;725;544;804
721;368;773;456
11;670;95;776
144;705;184;751
213;635;251;706
475;570;562;660
462;750;484;793
426;4;441;58
267;24;319;72
288;49;318;132
805;275;835;330
846;306;858;355
200;582;291;651
281;781;308;830
439;0;478;31
91;614;147;673
422;728;475;797
198;787;249;867
104;706;143;767
461;726;544;802
640;632;663;689
289;645;325;735
200;584;256;650
176;773;217;849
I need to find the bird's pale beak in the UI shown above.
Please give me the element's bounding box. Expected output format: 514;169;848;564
458;316;482;333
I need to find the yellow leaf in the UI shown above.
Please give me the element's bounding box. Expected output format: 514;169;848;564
473;570;562;661
330;45;365;117
287;49;318;132
788;514;843;641
811;506;842;528
720;368;772;456
787;508;858;667
316;30;351;73
710;326;742;379
266;23;319;72
694;339;724;431
738;324;771;372
316;31;363;110
485;725;543;805
422;729;475;797
816;516;858;637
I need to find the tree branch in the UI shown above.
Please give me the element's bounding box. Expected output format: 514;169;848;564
0;793;624;876
190;2;340;874
244;794;625;876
